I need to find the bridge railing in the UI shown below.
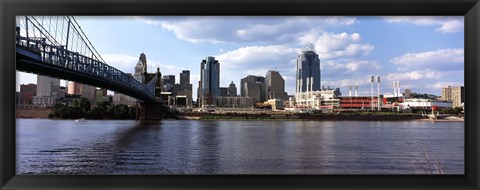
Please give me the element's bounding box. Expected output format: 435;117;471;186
16;35;156;98
16;16;159;100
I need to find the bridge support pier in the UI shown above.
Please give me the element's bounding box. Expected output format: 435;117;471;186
137;102;163;120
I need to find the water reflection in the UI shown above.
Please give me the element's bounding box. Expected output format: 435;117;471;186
16;119;464;174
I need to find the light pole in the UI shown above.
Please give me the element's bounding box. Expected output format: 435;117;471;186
377;75;381;111
370;75;374;110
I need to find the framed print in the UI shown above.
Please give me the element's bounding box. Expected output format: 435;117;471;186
1;0;479;189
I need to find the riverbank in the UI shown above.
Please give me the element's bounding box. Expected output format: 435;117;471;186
176;112;426;121
16;107;51;118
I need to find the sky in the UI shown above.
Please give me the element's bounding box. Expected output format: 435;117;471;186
17;16;464;98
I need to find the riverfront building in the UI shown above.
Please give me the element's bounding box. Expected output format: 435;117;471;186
290;90;340;109
339;96;381;109
240;75;266;102
293;43;325;109
265;70;288;101
296;42;321;93
172;70;193;107
441;86;464;108
32;75;61;106
400;98;453;111
199;56;220;108
66;82;96;104
216;96;255;108
163;75;175;92
19;83;37;105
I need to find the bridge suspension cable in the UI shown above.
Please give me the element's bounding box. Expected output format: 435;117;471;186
16;16;159;101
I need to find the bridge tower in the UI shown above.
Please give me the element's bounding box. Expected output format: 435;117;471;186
137;67;164;120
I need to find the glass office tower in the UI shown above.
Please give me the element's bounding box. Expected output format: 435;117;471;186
296;43;321;93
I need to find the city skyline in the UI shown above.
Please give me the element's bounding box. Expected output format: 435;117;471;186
17;16;464;98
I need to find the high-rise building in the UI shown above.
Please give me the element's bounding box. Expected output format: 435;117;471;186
163;75;176;92
244;82;263;102
173;70;193;107
240;75;266;102
265;70;288;101
66;81;96;104
227;81;237;96
442;86;464;108
180;70;190;85
33;75;61;106
36;75;60;96
199;56;220;107
296;42;321;93
67;82;82;95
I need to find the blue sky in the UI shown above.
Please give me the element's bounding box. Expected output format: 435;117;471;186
17;16;464;98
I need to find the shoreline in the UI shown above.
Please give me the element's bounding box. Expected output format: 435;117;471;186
176;113;431;121
16;107;464;122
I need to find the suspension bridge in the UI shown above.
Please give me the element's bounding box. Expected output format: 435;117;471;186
15;16;165;119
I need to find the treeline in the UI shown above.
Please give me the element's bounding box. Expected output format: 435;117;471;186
410;93;439;99
48;97;136;119
440;107;463;115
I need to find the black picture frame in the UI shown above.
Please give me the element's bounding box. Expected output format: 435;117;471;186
1;0;479;189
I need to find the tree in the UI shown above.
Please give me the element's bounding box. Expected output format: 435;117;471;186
79;97;91;112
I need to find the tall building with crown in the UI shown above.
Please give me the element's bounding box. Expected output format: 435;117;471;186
296;42;321;93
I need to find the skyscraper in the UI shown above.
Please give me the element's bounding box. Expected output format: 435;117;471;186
240;75;266;102
163;75;176;92
174;70;193;107
296;42;321;93
199;56;220;107
33;75;61;106
36;75;60;96
266;70;288;101
180;70;190;85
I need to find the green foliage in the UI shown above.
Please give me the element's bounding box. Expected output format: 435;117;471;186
49;99;137;120
410;93;439;99
440;107;463;115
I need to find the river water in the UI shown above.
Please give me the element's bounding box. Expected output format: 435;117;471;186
16;119;464;174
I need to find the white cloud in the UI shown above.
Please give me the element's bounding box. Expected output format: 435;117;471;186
386;70;442;81
390;49;464;71
298;32;374;59
431;81;464;89
103;54;185;79
383;16;463;33
102;54;139;74
322;60;380;78
435;20;463;33
137;16;357;44
215;45;297;69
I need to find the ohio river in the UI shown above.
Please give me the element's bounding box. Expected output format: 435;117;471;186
16;119;464;174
